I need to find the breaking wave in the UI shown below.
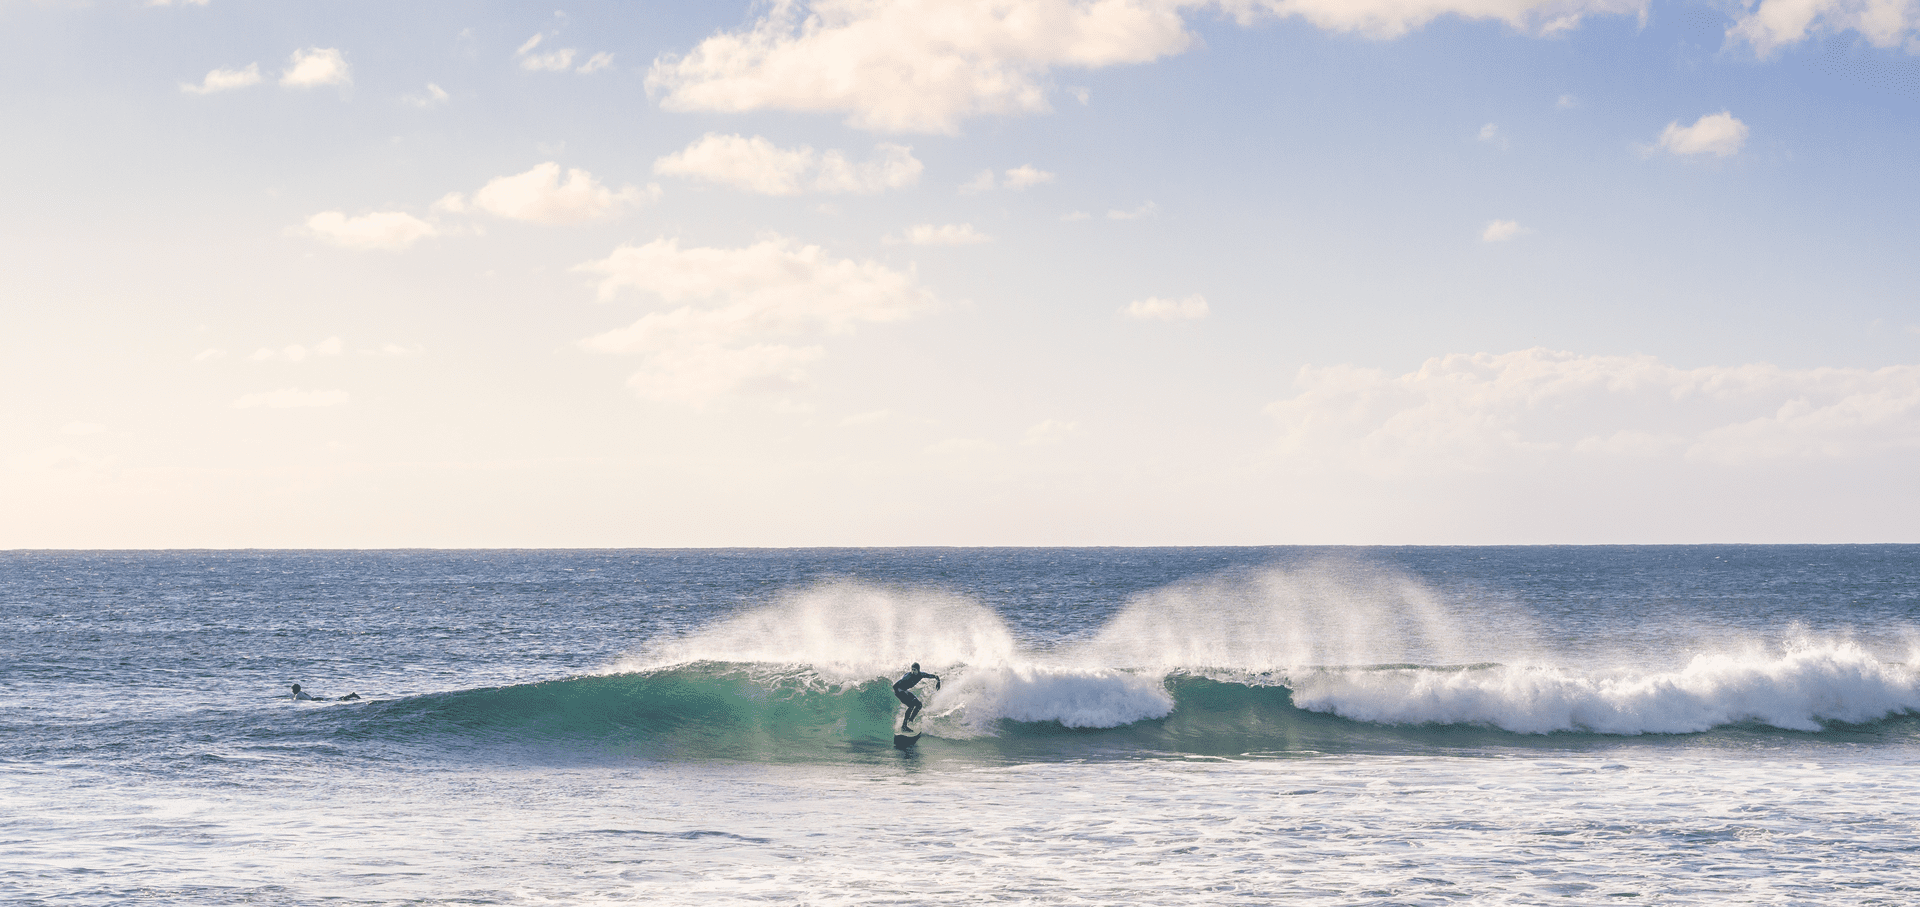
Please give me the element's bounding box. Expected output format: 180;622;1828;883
325;577;1920;760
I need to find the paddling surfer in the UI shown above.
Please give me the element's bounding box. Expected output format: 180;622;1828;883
288;683;360;701
893;663;941;729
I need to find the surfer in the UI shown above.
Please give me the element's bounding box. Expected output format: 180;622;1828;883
288;684;360;701
893;663;941;729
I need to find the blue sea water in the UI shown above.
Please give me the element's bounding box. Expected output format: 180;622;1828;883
5;546;1920;904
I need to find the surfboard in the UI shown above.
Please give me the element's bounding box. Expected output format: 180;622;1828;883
893;731;921;749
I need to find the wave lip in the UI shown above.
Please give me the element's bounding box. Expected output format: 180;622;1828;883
1288;640;1920;735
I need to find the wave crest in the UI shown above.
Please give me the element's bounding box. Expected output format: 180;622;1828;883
1288;640;1920;734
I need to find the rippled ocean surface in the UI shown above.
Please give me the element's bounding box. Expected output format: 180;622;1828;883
5;546;1920;905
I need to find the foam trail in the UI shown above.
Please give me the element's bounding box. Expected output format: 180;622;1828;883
1290;640;1920;734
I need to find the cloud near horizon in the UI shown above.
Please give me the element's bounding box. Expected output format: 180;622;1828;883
577;236;937;405
1267;349;1920;476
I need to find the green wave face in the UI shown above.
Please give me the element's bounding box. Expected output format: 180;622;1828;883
332;661;1920;765
371;666;906;761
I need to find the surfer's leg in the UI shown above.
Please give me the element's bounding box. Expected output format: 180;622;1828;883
897;690;921;727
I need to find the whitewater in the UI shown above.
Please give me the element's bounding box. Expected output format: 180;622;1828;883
5;546;1920;904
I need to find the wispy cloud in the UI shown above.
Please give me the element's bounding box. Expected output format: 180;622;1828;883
1121;294;1208;321
577;236;937;405
653;134;921;195
182;64;260;94
1267;349;1920;475
444;163;657;224
232;388;350;409
248;337;344;363
517;33;613;74
1481;220;1525;242
304;211;438;251
889;223;992;246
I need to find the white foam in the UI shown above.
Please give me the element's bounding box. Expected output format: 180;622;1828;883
1289;639;1920;734
927;665;1174;732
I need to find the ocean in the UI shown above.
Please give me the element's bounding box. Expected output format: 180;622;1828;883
5;546;1920;905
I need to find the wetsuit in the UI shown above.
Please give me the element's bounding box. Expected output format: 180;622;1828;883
893;670;939;725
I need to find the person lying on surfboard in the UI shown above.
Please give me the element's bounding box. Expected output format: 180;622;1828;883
893;663;941;728
288;683;360;701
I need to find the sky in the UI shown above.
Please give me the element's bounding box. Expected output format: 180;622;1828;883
2;0;1917;547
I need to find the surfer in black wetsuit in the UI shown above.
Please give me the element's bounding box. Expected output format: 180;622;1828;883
893;663;941;728
288;683;360;701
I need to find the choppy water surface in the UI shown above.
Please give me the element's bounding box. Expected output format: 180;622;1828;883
4;547;1920;904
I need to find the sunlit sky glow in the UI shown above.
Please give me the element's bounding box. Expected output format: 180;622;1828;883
3;0;1917;546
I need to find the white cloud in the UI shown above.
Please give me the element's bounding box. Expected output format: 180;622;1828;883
1266;349;1920;476
1729;0;1920;56
647;0;1652;132
1482;219;1525;242
1122;294;1209;321
1477;122;1509;149
1109;201;1157;220
248;337;344;363
1003;164;1055;189
468;162;656;224
232;388;351;409
304;211;438;251
192;348;226;361
1655;111;1749;157
959;165;1053;193
1022;419;1080;445
652;134;922;195
519;33;614;73
576;236;937;405
960;169;998;194
182;64;260;94
516;33;576;71
404;83;450;108
1556;93;1578;109
280;48;351;88
1217;0;1647;38
891;223;992;245
647;0;1197;133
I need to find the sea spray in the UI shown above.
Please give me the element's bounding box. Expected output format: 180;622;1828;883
1075;562;1533;672
615;580;1020;680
